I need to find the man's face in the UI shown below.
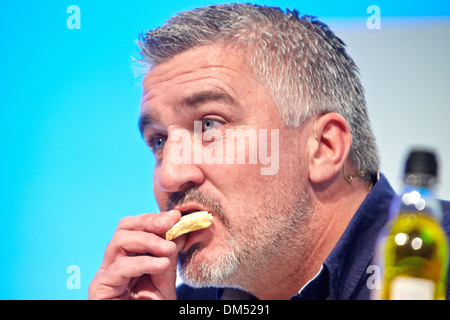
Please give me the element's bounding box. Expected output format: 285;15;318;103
140;44;313;288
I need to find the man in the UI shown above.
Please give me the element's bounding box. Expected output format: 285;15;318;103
88;3;449;300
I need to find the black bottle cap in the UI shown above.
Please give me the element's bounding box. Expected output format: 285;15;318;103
404;150;438;177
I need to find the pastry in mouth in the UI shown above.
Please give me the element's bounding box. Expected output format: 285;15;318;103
165;211;213;241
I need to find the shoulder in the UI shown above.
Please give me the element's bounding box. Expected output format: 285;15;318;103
176;284;218;300
440;200;450;300
441;200;450;234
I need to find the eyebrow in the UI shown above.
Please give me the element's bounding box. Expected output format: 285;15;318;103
138;112;155;137
176;90;237;110
138;89;238;136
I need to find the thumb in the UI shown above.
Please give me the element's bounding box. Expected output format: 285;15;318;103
151;235;186;299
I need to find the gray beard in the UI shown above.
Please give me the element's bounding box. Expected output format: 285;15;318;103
178;187;313;291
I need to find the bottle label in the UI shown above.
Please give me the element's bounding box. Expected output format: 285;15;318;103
390;276;435;300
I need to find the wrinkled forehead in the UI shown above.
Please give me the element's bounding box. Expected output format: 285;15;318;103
141;44;250;93
138;45;260;132
141;46;240;106
139;44;268;115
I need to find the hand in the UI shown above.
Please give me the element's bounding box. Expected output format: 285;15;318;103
88;210;185;300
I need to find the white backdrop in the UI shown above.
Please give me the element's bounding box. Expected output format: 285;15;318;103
333;18;450;199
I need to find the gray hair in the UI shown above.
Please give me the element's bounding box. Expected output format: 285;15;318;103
138;3;380;181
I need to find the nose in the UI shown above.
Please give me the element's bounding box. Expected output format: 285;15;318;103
157;129;205;193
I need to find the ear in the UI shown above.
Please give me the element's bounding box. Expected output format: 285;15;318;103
308;113;352;184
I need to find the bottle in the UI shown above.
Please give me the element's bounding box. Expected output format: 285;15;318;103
380;149;449;300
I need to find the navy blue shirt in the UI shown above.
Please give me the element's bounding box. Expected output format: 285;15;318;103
177;174;450;300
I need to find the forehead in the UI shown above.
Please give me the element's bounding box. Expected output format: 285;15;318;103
144;44;245;79
140;45;261;111
139;44;282;136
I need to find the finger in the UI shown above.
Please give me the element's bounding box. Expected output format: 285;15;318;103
116;210;181;234
111;230;177;257
150;234;187;299
90;255;170;300
101;211;181;267
106;255;170;284
101;230;176;268
129;274;163;300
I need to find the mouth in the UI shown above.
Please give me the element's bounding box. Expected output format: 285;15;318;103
174;203;213;217
181;209;200;216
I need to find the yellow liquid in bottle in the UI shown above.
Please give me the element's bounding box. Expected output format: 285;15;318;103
381;213;449;300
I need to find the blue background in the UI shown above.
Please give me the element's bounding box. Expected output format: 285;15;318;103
1;1;449;299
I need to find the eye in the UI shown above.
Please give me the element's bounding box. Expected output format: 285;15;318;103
148;135;166;152
202;118;222;132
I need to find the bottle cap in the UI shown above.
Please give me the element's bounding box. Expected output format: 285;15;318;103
404;150;438;177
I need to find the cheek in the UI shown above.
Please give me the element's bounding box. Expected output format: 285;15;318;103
201;165;255;208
